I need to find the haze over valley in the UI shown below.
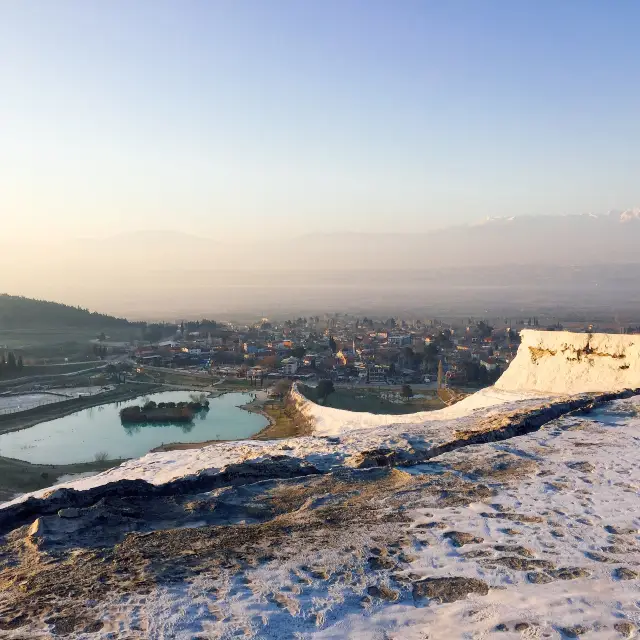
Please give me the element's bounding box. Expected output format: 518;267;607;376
3;210;640;319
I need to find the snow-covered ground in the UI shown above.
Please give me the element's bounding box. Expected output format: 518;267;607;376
0;386;114;415
0;393;60;414
101;397;640;638
3;395;638;639
54;385;115;398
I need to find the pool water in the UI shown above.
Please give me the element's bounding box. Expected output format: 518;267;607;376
0;391;268;464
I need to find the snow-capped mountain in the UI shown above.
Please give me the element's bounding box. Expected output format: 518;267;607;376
618;208;640;223
294;208;640;269
470;208;640;227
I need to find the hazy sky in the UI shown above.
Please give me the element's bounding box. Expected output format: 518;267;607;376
1;0;640;243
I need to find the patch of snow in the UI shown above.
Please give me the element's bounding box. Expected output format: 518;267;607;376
620;207;640;223
0;393;60;415
54;471;102;485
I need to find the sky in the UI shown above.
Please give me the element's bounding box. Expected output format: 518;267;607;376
1;0;639;247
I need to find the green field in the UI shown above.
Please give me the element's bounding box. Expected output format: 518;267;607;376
300;386;444;414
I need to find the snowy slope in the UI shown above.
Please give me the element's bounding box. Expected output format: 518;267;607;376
3;396;640;639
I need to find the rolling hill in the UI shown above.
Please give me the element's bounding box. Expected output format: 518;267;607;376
0;294;142;331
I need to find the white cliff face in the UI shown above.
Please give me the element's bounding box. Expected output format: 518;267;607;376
495;330;640;394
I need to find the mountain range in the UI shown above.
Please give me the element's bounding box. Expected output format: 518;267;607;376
294;209;640;269
3;210;640;318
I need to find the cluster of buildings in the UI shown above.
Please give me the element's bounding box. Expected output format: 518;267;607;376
130;315;527;388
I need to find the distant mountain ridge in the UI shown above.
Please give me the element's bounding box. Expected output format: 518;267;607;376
294;208;640;269
2;210;640;319
471;208;640;226
16;209;640;272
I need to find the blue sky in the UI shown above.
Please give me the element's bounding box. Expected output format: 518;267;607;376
1;0;639;241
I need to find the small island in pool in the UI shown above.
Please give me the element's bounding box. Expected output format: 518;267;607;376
120;394;210;424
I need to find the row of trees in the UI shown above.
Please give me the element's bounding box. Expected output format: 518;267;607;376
283;317;320;328
0;352;24;377
142;319;221;343
461;361;501;385
394;343;440;373
316;379;335;404
92;344;109;358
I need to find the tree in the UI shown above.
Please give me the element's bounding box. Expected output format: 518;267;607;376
462;361;490;386
316;379;335;405
435;331;453;350
401;384;414;403
422;342;439;372
144;323;165;343
258;355;279;369
292;346;306;359
272;379;292;398
402;346;414;368
476;321;493;338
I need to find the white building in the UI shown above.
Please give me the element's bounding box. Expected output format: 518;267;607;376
281;357;300;375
